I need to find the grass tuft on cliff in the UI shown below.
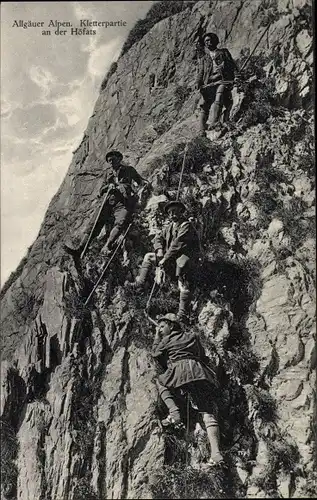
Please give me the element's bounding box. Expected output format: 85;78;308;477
150;464;226;499
120;1;198;57
0;420;18;500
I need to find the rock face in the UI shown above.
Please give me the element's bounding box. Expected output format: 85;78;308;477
1;1;315;499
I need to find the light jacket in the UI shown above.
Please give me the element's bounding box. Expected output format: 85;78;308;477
153;220;200;268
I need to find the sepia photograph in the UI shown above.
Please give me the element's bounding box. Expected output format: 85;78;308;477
1;1;315;499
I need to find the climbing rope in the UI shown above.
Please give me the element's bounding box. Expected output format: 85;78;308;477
184;393;191;498
176;142;189;201
84;222;132;306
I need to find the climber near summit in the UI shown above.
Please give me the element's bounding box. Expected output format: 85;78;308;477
127;200;200;322
64;150;149;259
152;313;224;467
197;32;240;136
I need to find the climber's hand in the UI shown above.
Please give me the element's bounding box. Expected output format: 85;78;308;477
98;186;107;198
234;73;244;90
158;258;168;268
156;249;164;258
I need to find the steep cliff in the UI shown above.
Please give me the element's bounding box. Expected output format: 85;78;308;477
1;1;315;499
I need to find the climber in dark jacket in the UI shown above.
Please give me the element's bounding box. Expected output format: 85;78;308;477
64;150;149;258
152;313;224;466
127;201;200;321
197;32;239;135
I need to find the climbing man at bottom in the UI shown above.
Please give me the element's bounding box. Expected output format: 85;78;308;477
128;200;200;322
152;313;224;467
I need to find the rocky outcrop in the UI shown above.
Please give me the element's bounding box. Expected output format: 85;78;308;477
1;1;314;499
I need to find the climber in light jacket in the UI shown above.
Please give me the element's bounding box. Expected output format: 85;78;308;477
152;313;224;467
127;200;200;322
64;150;149;258
197;32;239;135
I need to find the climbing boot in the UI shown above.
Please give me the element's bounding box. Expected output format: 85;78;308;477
132;259;152;288
63;244;81;258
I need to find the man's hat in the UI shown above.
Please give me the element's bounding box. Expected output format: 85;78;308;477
164;200;187;214
157;313;181;327
202;32;219;45
106;150;123;162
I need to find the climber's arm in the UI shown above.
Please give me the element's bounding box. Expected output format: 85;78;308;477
161;222;192;263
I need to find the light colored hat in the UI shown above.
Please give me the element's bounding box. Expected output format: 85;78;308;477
157;313;181;327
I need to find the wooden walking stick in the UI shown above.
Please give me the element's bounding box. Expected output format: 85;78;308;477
80;185;113;260
84;222;132;306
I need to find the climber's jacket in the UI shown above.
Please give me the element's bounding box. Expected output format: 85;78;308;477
100;162;146;208
152;328;218;389
197;47;237;88
153;219;200;269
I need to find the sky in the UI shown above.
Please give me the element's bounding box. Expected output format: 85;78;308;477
1;1;153;285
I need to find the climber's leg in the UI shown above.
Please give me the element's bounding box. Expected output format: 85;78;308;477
126;252;157;290
222;88;233;124
198;90;212;135
156;380;182;423
209;84;225;127
203;413;223;464
102;203;130;253
176;261;191;321
177;279;191;322
136;253;157;285
187;380;223;464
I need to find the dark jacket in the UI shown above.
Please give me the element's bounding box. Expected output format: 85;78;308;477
105;163;144;207
152;329;218;389
197;47;237;88
153;220;200;268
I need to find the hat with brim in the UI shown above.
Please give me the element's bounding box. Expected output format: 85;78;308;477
157;313;181;327
106;150;123;162
164;200;187;214
202;32;219;45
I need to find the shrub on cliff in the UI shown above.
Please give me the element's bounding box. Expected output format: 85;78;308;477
120;1;198;57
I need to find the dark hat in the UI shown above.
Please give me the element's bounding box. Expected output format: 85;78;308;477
106;150;123;162
202;32;219;45
164;200;187;214
157;313;181;327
